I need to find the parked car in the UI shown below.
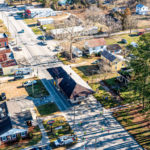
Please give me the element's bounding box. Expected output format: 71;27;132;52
9;41;16;46
0;93;6;101
13;75;24;81
16;46;22;51
130;42;138;48
54;135;75;147
22;80;37;87
53;46;63;52
137;32;144;36
91;59;101;64
121;39;127;44
18;29;24;34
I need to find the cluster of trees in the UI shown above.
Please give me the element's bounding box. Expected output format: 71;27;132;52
129;33;150;110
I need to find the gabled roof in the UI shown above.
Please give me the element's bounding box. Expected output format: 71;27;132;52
136;4;145;8
101;50;116;62
47;67;94;100
85;38;106;48
107;44;122;52
1;59;17;68
0;33;7;39
57;77;94;99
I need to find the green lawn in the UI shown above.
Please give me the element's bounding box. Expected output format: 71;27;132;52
43;116;75;148
37;102;59;117
105;33;140;46
25;79;49;98
31;27;43;35
24;18;37;25
0;126;42;150
114;105;150;150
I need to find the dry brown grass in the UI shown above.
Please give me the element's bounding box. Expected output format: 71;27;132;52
0;78;37;99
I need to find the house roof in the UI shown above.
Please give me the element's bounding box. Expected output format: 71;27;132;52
101;50;117;62
0;102;12;136
85;38;106;48
0;53;7;62
0;33;7;39
136;4;145;8
107;44;122;51
0;46;10;52
57;77;94;99
47;67;94;100
1;59;17;68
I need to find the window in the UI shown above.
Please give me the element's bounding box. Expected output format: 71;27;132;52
115;66;117;70
2;136;7;141
21;132;26;137
12;134;16;139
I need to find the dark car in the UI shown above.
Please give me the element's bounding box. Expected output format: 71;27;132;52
1;93;6;101
13;75;24;81
137;32;144;36
18;29;24;34
121;39;127;44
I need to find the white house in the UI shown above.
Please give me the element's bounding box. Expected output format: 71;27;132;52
136;4;149;15
72;46;82;57
84;38;107;55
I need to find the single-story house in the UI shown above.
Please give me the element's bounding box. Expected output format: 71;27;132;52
0;59;18;75
0;102;33;144
84;38;107;55
101;50;126;72
72;46;82;57
47;67;94;103
136;4;149;15
37;18;54;26
107;44;122;54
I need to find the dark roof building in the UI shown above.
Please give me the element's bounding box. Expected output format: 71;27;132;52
47;67;94;103
0;102;12;136
107;44;122;53
101;50;117;62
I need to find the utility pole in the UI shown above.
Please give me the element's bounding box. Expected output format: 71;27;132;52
74;105;75;129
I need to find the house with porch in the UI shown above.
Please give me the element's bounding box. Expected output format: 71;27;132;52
84;38;107;55
0;101;33;144
47;67;94;103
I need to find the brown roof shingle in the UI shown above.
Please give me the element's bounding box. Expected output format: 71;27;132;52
86;38;106;48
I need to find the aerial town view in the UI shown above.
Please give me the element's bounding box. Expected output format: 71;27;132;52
0;0;149;149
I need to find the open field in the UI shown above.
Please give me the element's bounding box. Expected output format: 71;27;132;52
114;104;150;150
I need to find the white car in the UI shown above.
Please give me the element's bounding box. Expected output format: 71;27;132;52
23;80;37;87
54;135;75;147
9;41;16;46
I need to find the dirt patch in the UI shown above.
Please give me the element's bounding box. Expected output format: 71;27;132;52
0;78;37;100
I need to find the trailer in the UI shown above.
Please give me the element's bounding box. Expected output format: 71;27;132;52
37;18;54;26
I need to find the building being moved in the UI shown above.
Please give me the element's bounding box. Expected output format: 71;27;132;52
47;67;94;104
25;8;57;18
50;26;98;39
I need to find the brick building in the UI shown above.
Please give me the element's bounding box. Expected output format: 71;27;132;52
0;33;8;48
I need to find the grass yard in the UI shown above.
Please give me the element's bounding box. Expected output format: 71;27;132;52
31;26;43;35
25;79;49;98
105;33;140;46
0;126;42;150
114;105;150;150
43;116;75;149
24;18;37;25
90;83;119;109
37;102;60;117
